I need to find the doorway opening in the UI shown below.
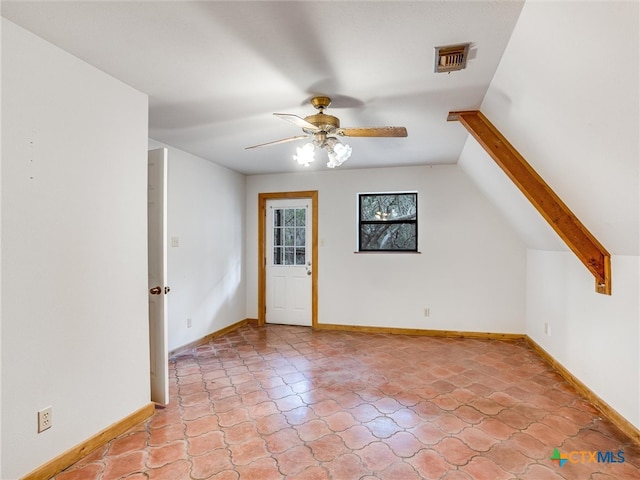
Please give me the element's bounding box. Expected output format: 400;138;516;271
258;191;318;327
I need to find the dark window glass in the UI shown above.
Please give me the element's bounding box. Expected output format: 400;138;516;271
358;193;417;252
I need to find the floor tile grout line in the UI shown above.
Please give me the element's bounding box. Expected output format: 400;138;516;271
52;323;640;479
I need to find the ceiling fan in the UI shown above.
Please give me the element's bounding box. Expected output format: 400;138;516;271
246;96;408;168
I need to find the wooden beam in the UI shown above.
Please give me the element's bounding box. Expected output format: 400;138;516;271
449;110;611;295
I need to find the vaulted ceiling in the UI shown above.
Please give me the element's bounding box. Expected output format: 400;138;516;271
2;0;525;174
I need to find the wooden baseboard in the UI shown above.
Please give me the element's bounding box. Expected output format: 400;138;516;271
169;318;257;357
22;402;155;480
314;322;525;341
526;336;640;446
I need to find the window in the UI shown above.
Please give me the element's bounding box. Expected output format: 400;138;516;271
272;207;306;265
358;192;417;252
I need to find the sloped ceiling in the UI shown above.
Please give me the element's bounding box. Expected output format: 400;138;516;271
1;0;524;174
460;1;639;256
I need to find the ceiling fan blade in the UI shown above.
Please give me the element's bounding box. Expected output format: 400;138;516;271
336;126;408;137
245;135;309;150
274;113;319;131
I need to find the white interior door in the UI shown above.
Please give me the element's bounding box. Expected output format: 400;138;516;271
266;198;312;326
148;148;169;405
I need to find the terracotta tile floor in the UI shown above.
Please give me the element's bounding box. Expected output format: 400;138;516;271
53;324;640;479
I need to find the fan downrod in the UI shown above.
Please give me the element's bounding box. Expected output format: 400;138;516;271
310;96;332;112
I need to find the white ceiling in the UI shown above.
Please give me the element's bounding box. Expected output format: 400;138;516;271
2;1;525;175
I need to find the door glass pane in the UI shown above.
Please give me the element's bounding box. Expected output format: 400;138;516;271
273;227;282;246
272;206;308;266
285;227;295;246
285;209;295;226
273;247;283;265
296;228;305;247
274;209;283;227
296;208;306;226
284;247;294;265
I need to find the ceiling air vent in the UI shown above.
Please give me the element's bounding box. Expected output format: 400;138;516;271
434;43;470;73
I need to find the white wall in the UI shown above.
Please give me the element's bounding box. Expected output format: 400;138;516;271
0;17;4;477
1;19;150;478
247;165;527;333
459;138;566;252
149;140;247;352
527;252;639;426
473;1;640;428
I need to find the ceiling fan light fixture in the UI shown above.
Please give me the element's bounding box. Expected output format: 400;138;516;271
248;95;406;169
294;142;316;166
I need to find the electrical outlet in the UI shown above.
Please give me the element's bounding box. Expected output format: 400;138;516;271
423;307;430;317
544;322;551;336
38;406;52;433
187;318;192;328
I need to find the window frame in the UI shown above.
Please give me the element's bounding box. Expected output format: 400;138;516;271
357;191;418;253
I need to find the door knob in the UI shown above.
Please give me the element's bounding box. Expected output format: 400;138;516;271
149;286;162;295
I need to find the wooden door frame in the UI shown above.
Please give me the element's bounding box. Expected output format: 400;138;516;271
258;191;318;327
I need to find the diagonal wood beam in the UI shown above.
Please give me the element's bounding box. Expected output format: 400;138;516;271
448;110;611;295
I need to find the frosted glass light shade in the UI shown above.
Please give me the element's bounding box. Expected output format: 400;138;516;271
293;143;315;166
327;142;352;168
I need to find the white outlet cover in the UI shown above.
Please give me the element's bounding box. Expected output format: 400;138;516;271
38;406;52;433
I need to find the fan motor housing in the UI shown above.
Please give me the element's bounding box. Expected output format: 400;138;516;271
304;113;340;132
